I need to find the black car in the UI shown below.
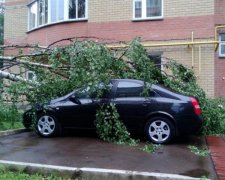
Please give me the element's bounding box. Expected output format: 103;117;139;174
23;79;203;144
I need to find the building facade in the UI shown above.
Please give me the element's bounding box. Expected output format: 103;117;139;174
4;0;225;97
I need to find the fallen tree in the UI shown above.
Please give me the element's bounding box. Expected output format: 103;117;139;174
0;38;224;139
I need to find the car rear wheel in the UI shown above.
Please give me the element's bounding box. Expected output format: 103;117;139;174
36;113;61;137
145;116;175;144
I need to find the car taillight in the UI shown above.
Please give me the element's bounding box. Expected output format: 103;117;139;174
191;97;201;115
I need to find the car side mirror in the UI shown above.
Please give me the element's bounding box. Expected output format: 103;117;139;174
69;95;81;105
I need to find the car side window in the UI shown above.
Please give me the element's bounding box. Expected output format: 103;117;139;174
115;81;144;98
90;83;113;99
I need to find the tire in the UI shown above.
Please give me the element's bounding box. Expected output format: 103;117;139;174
22;111;33;129
23;121;31;129
22;117;32;129
35;113;61;137
145;116;175;144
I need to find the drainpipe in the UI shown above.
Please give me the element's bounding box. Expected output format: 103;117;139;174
199;46;201;74
191;32;194;68
106;41;219;49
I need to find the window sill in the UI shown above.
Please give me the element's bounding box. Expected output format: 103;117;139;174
27;19;88;33
132;16;164;22
219;55;225;58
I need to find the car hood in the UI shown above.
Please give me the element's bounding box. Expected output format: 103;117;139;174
50;91;75;104
50;97;65;104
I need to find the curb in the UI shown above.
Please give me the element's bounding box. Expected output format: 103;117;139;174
0;128;28;136
0;160;202;180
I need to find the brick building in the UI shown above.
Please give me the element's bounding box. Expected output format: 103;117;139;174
4;0;225;97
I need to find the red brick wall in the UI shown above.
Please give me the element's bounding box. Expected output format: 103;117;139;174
5;15;215;47
215;0;225;25
214;0;225;97
215;55;225;97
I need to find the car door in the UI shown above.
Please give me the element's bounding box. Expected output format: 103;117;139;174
57;84;113;129
112;80;152;130
56;94;98;129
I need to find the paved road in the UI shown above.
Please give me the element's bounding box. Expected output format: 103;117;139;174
0;131;217;179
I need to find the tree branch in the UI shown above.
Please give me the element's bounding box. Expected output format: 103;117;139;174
0;70;27;82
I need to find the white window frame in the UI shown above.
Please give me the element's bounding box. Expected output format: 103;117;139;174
219;34;225;57
133;0;163;20
38;0;48;26
26;71;36;81
28;1;38;30
28;0;88;31
69;0;87;20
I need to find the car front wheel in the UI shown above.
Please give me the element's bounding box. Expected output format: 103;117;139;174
36;113;61;137
145;116;175;144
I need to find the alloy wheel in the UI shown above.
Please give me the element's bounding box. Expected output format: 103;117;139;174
37;115;56;136
149;120;170;143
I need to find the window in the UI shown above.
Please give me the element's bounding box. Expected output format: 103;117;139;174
26;71;36;81
29;2;38;29
69;0;86;19
28;0;88;30
89;83;112;99
219;34;225;57
134;0;142;18
38;0;48;25
50;0;64;23
148;53;163;70
116;81;144;98
133;0;163;20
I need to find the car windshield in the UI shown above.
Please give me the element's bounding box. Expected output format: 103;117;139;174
69;83;113;99
63;90;76;99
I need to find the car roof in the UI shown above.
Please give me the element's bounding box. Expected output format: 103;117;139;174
112;79;144;84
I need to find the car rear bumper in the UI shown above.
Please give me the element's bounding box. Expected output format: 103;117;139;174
175;114;203;136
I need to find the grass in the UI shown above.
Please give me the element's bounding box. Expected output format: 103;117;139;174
0;169;58;180
141;143;161;153
0;121;23;131
0;166;84;180
0;102;23;131
188;145;209;157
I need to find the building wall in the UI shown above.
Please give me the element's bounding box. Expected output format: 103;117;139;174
147;42;215;97
164;0;214;17
214;0;225;97
88;0;214;22
4;0;27;43
215;0;225;25
5;0;215;45
89;0;132;22
19;15;213;47
215;55;225;97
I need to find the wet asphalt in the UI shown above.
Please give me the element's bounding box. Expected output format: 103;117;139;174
0;131;217;179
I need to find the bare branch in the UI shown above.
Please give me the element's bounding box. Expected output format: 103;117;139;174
0;56;71;69
0;70;27;82
0;44;48;50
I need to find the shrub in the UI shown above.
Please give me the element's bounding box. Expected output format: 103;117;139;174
201;98;225;135
0;101;22;130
